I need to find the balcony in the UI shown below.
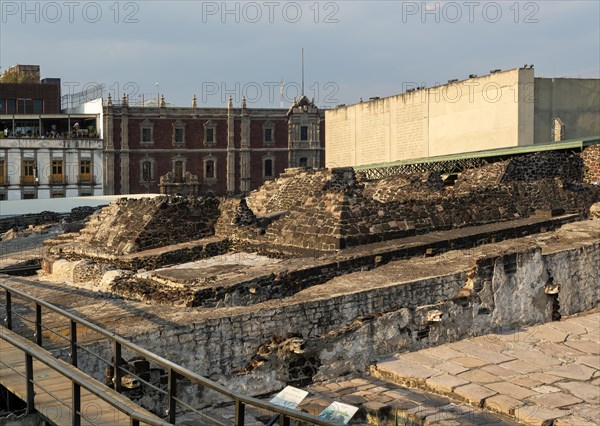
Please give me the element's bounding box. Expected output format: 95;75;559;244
20;176;36;185
78;175;96;185
49;175;67;185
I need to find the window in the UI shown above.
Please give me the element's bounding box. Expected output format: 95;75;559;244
51;160;64;184
205;159;215;179
263;120;275;144
80;160;92;183
172;120;186;146
139;157;156;184
142;128;152;143
142;160;153;182
263;158;274;178
0;160;4;184
204;120;217;145
51;191;64;198
174;160;184;183
7;99;16;114
23;192;36;199
33;100;43;114
299;157;308;167
0;193;6;200
175;128;184;143
17;99;28;114
140;119;154;144
300;126;308;141
22;160;35;184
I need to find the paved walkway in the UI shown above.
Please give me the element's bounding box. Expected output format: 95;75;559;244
302;310;599;425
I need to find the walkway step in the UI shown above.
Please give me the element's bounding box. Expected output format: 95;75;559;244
303;376;519;425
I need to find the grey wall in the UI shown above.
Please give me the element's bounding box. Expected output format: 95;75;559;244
534;78;600;143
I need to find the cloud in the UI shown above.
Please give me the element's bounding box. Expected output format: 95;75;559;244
1;0;598;108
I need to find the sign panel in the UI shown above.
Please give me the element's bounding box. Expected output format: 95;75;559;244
319;401;359;424
269;386;309;409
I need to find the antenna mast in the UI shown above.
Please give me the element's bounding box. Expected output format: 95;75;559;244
280;79;284;108
301;47;305;97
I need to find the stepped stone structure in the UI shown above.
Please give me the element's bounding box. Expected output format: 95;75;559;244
41;149;600;306
43;196;224;272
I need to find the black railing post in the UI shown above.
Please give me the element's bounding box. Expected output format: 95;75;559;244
114;341;122;392
5;290;12;330
35;303;42;346
167;368;177;424
70;320;78;367
25;353;34;414
279;414;290;426
72;382;81;426
234;400;245;426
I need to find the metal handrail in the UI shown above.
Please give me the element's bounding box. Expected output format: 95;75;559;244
0;280;335;425
0;326;170;426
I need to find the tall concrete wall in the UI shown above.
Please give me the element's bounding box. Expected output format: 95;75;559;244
326;68;535;167
429;68;534;157
326;69;600;168
534;78;600;143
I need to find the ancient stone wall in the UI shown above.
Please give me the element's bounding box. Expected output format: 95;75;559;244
361;172;444;202
454;162;508;191
501;151;584;182
67;232;599;397
67;196;220;256
232;160;600;254
0;206;99;234
582;143;600;184
135;196;220;252
455;151;584;191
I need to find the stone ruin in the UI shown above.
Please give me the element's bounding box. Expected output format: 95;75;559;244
40;149;600;310
31;147;600;406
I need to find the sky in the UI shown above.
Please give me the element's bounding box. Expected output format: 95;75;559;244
0;0;598;109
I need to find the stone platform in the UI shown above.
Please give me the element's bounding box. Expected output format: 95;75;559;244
366;309;600;425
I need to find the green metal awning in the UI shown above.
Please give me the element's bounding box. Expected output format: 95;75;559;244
355;136;600;171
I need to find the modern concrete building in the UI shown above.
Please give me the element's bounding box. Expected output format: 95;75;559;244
102;94;324;196
325;67;600;168
0;65;103;200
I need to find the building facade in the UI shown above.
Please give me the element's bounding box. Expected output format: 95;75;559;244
325;67;600;168
0;65;103;200
103;94;325;196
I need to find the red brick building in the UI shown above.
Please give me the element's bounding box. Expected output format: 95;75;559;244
103;94;324;196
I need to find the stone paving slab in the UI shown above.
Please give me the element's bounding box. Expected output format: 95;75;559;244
368;309;600;425
301;375;518;426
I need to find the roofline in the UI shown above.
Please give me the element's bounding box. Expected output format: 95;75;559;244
354;136;600;171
